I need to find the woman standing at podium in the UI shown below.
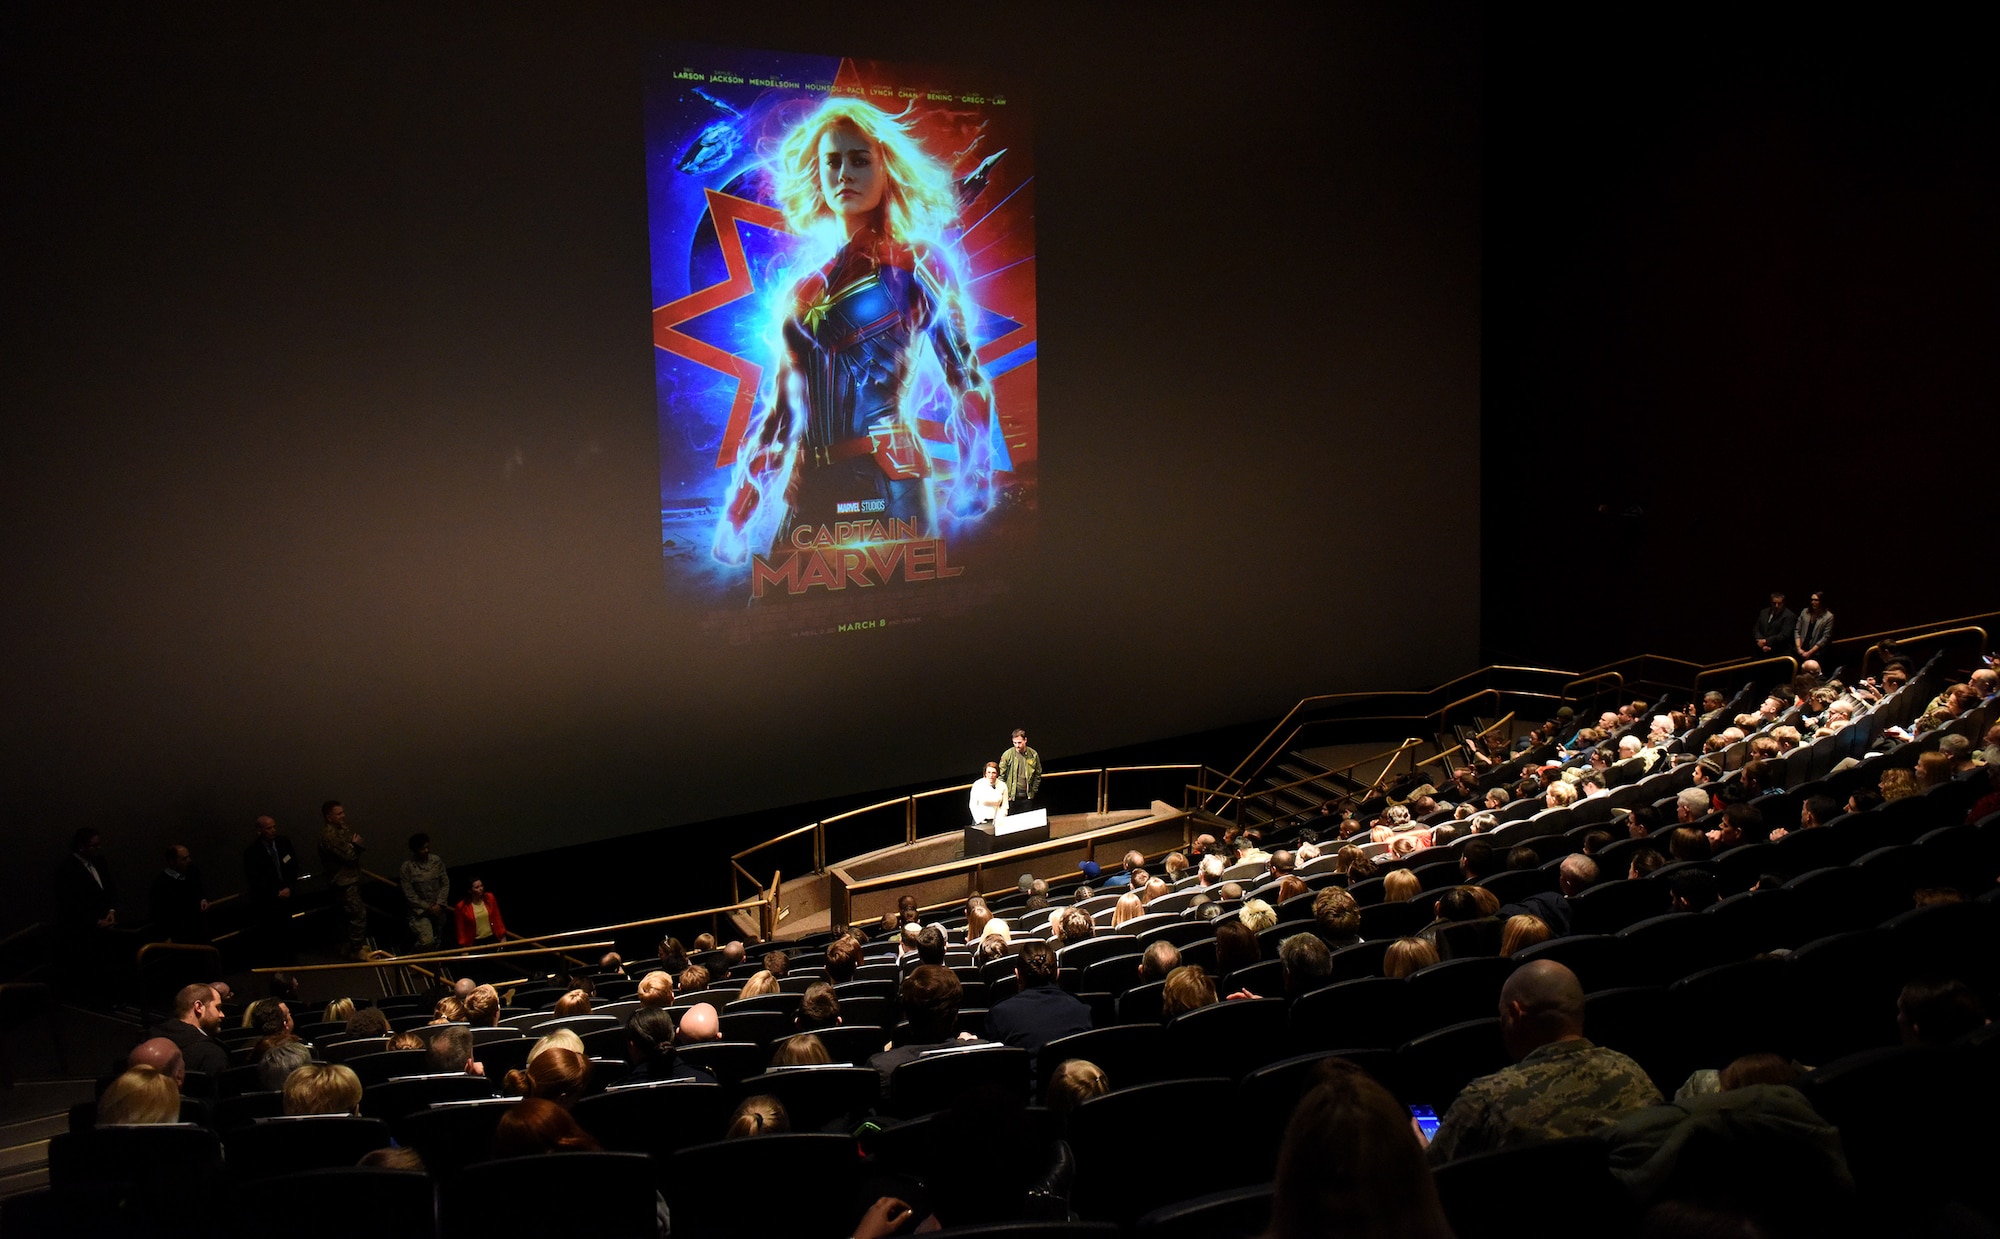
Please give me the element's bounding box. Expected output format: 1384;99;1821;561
970;761;1009;825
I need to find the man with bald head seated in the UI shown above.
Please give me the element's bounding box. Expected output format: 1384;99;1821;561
678;1002;722;1045
128;1037;186;1086
1428;961;1660;1163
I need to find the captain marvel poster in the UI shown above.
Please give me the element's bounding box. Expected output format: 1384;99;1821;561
646;44;1037;643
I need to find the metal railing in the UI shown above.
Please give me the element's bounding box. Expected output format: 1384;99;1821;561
727;763;1203;909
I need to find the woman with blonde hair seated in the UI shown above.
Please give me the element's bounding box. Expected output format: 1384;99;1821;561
1880;768;1919;802
1382;868;1422;903
322;997;355;1025
1160;965;1217;1020
1499;914;1552;957
282;1063;364;1116
737;970;780;1000
1109;892;1145;929
98;1065;181;1125
527;1027;585;1064
1044;1059;1109;1115
1238;898;1278;932
1382;937;1438;979
724;1094;790;1139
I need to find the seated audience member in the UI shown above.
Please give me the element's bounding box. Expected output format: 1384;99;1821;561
624;1007;715;1084
658;936;691;976
1313;887;1364;947
636;970;675;1010
344;1005;392;1041
243;997;293;1039
143;983;232;1079
1213;918;1262;984
1382;869;1422;903
868;965;984;1084
358;1146;426;1172
677;964;712;995
1629;848;1667;879
1138;940;1182;983
127;1038;185;1088
725;1095;790;1139
677;1002;723;1046
527;1028;585;1066
1270;1058;1452;1239
1239;898;1278;932
1043;1059;1110;1116
770;1033;831;1067
1109;892;1144;929
462;983;500;1027
1666;827;1711;863
1498;854;1595;937
258;1038;315;1091
1053;907;1094;947
1707;802;1764;852
984;942;1091;1068
738;970;780;1000
430;996;465;1025
1499;914;1552;957
98;1065;181;1126
503;1045;592;1107
794;981;842;1032
1668;869;1720;913
1383;937;1439;979
387;1030;425;1052
323;997;355;1025
1897;978;1989;1047
963;898;994;944
1879;768;1918;802
427;1025;481;1076
492;1097;602;1157
1159;965;1217;1020
283;1063;364;1116
550;989;591;1018
912;924;948;967
1428;961;1660;1163
1278;932;1333;1001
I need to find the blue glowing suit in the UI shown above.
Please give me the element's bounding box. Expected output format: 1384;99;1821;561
714;230;994;565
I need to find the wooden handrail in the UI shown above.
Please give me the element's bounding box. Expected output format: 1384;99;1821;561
249;941;616;975
1691;654;1798;699
1861;626;1989;679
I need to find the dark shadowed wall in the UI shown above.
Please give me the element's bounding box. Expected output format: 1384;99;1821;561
0;2;1482;934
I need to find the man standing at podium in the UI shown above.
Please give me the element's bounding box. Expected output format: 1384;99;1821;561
999;728;1042;812
970;761;1009;825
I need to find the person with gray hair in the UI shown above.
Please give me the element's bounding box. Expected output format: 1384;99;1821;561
1427;961;1660;1163
1277;932;1333;1001
1676;787;1711;823
257;1038;315;1091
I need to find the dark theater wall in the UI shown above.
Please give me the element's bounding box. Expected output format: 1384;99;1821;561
1483;11;1999;673
0;3;1482;934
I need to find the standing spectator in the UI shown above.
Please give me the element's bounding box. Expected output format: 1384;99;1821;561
453;879;508;947
148;843;210;943
1794;592;1834;664
1753;591;1796;658
242;815;299;964
401;834;450;950
317;801;368;960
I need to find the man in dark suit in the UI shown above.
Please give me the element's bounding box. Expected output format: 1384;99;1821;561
1753;591;1795;658
983;941;1091;1076
242;814;299;964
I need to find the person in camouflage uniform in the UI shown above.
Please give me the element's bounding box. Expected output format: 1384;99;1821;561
1428;960;1661;1163
317;800;369;960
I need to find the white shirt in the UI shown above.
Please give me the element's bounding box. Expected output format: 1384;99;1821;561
969;777;1009;824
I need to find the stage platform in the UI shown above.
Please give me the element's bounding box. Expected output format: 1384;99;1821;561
732;800;1192;942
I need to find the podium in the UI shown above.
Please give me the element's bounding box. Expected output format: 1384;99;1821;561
965;808;1050;858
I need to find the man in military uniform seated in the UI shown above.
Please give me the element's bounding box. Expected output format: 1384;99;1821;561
1427;960;1661;1163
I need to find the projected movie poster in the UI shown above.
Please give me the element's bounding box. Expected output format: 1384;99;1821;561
646;45;1036;643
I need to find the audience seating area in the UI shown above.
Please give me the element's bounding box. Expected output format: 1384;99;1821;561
7;650;2000;1238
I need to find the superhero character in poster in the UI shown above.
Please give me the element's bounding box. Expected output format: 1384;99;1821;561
711;97;996;568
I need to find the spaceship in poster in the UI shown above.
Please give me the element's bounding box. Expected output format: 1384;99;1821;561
645;44;1037;642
